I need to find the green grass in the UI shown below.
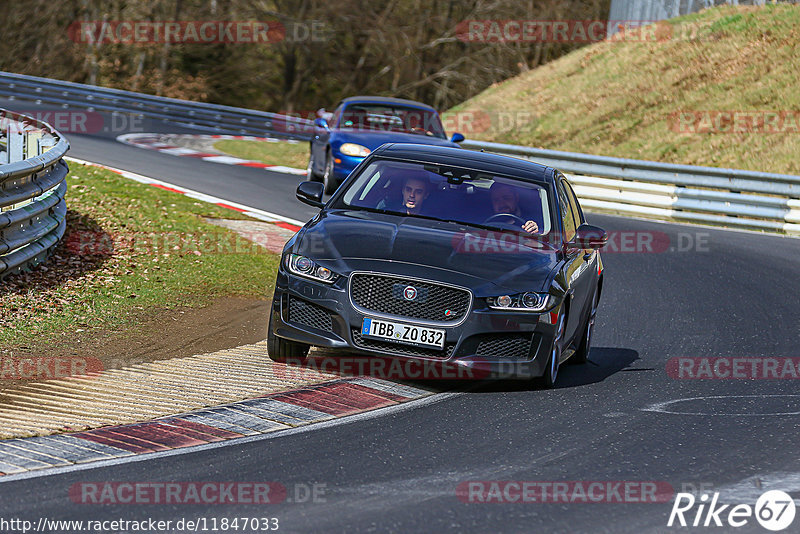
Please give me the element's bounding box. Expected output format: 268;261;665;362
0;163;280;346
214;139;309;169
445;4;800;175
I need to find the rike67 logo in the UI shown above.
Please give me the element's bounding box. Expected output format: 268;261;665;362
668;490;796;531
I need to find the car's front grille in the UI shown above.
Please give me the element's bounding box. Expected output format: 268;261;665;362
287;297;333;332
475;334;533;360
349;273;471;324
351;329;455;360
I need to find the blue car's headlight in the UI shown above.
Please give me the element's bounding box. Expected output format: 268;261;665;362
285;254;340;284
486;292;554;312
339;143;371;157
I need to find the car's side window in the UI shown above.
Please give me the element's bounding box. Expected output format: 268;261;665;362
562;177;584;226
557;180;577;243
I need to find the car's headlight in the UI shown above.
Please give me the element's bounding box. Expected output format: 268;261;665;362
285;254;340;284
486;292;554;312
339;143;371;157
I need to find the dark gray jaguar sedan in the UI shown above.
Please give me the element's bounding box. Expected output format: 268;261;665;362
268;143;607;387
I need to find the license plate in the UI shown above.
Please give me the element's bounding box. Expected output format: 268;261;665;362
361;317;445;349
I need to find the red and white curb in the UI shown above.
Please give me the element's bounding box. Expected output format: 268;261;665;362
65;156;305;232
117;133;308;175
0;378;433;476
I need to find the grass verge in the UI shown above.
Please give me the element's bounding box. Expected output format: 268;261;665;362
0;162;280;347
446;5;800;175
214;139;309;169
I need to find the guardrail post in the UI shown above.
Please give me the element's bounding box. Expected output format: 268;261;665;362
25;130;43;159
6;126;24;163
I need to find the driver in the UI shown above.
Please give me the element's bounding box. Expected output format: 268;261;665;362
377;169;432;215
489;182;540;234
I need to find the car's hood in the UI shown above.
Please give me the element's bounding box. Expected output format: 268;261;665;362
332;130;459;150
294;210;560;294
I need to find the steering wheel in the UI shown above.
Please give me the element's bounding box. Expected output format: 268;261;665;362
483;213;527;226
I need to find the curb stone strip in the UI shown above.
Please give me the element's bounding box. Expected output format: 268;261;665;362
116;133;308;176
0;379;432;476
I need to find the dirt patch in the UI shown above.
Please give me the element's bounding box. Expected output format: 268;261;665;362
0;296;269;396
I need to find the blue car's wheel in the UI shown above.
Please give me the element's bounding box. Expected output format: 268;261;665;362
322;151;336;195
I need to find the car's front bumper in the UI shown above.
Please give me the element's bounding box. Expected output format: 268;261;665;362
270;267;561;380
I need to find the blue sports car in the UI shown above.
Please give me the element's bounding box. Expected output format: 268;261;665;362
307;96;465;194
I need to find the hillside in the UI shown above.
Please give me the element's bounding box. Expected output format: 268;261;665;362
446;4;800;175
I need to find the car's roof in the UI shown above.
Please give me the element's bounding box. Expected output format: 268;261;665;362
373;143;553;182
339;96;436;111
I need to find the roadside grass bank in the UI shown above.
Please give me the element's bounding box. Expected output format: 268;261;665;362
447;5;800;175
0;163;280;351
214;139;308;169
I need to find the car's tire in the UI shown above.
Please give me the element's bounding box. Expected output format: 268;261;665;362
306;149;320;180
267;311;310;363
571;287;599;365
322;150;336;195
539;310;566;389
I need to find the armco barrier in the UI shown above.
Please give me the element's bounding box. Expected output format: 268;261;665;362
0;109;70;279
461;139;800;236
0;71;313;140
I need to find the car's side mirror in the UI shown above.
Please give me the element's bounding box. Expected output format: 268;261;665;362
296;181;325;208
572;224;607;249
314;118;330;130
450;132;465;143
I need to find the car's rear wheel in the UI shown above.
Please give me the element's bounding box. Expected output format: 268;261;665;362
322;151;336;195
572;287;599;364
267;310;310;363
540;310;565;388
306;149;320;180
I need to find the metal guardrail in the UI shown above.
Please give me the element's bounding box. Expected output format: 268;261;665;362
461;139;800;236
0;71;314;140
0;109;70;280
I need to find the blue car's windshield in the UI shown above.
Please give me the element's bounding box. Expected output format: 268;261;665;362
337;104;446;138
336;159;554;239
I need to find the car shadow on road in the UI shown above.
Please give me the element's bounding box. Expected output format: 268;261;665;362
396;347;643;394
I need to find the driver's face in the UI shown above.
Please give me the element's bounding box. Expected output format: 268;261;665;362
491;187;519;215
403;178;429;212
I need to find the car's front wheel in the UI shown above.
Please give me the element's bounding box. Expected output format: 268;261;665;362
322;151;336;195
267;310;310;363
572;287;599;364
540;310;566;388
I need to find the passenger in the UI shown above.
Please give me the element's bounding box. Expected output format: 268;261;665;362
488;182;540;234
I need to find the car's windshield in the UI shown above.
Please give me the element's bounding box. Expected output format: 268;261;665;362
337;104;446;138
336;159;554;238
